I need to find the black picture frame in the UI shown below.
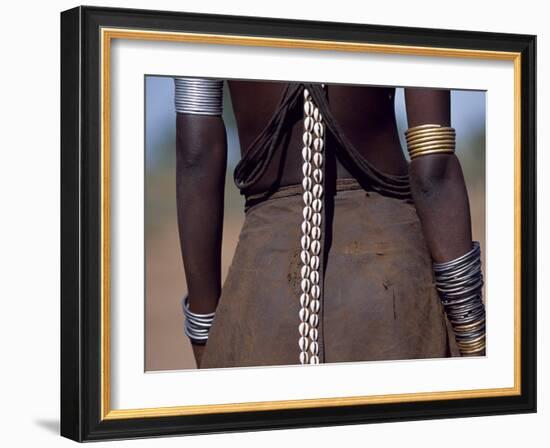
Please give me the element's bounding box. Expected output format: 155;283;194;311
61;5;536;442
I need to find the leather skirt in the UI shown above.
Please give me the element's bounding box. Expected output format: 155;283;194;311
199;179;460;369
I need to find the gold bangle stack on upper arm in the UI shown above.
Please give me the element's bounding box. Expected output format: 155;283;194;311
405;124;456;160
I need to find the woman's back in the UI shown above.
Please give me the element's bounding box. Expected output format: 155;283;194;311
228;80;408;195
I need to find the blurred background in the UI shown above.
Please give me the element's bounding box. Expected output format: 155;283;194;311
145;76;486;372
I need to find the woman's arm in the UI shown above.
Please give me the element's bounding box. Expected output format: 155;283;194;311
175;91;227;367
405;88;485;357
404;88;472;262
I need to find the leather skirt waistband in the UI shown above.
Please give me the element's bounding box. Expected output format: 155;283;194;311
244;178;364;212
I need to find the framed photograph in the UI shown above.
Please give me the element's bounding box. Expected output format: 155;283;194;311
60;6;536;441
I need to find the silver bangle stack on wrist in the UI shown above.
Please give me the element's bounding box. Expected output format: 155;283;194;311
433;241;486;356
182;296;215;346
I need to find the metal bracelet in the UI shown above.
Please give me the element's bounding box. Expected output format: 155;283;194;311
174;77;223;116
404;124;456;160
181;296;216;345
433;242;480;272
433;241;486;355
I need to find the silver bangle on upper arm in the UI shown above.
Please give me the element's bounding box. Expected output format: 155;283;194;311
173;77;224;116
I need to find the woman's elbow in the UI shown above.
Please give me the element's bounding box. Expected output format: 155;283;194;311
409;154;461;201
176;115;226;169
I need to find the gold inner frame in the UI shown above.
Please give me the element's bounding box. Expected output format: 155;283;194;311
100;27;522;421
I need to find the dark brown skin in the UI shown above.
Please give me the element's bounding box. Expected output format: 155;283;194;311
176;81;474;366
404;89;472;262
176;114;226;364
